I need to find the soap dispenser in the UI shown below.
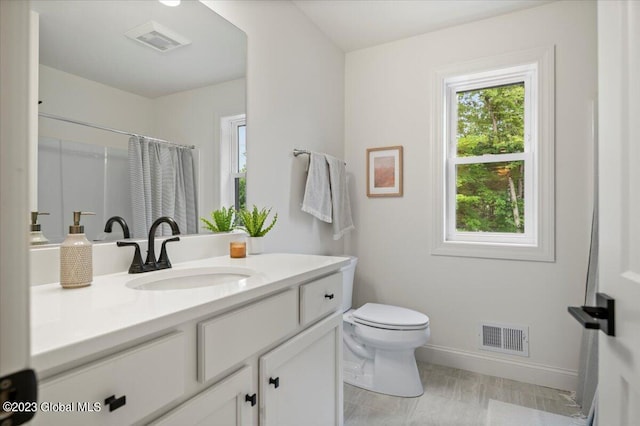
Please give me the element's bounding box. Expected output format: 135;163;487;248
60;211;95;288
29;211;50;245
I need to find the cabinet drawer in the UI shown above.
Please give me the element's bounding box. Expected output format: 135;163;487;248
198;288;298;383
299;273;342;326
33;332;185;426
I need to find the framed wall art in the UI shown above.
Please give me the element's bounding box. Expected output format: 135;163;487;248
366;146;403;197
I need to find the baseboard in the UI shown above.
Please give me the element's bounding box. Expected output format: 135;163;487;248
416;344;577;392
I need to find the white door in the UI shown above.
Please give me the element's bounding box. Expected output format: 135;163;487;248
0;1;35;425
597;0;640;423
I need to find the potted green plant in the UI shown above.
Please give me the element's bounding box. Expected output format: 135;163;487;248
236;205;278;254
200;206;236;233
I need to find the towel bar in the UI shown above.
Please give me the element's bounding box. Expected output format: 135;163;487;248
293;149;310;157
293;149;346;165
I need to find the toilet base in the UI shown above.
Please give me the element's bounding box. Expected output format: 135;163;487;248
344;347;424;398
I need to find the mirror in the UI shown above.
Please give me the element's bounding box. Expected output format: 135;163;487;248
30;0;246;244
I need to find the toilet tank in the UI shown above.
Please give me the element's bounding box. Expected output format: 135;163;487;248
340;256;358;312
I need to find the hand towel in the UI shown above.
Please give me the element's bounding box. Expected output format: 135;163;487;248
326;154;355;240
301;152;333;223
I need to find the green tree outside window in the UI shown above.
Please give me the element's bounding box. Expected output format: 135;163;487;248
455;83;525;233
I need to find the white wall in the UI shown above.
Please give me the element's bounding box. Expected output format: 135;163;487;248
154;78;246;225
38;65;154;149
345;0;596;390
203;0;346;255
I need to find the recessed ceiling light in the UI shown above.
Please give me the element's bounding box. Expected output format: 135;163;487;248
159;0;180;7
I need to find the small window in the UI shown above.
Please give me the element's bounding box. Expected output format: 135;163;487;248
220;114;246;211
233;122;246;211
432;47;555;261
447;70;533;244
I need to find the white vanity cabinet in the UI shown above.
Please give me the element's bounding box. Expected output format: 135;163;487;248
148;272;343;426
31;255;347;426
260;313;342;426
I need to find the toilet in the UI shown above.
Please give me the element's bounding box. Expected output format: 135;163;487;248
341;257;430;397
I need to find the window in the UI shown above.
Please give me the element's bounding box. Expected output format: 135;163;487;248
220;114;246;211
432;48;555;261
448;68;533;242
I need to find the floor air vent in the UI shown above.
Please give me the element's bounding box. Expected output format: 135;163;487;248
479;323;529;357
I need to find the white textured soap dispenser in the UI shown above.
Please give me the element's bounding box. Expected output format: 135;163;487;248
60;211;95;288
29;211;50;245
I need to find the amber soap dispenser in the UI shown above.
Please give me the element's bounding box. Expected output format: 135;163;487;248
60;211;95;288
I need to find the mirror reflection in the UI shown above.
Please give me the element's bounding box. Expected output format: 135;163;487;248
31;0;247;244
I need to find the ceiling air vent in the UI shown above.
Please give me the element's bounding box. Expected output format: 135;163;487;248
125;21;191;53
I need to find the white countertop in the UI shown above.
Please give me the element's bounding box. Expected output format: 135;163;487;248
31;253;349;375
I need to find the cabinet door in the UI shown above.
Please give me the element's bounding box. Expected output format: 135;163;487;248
260;312;342;426
151;366;254;426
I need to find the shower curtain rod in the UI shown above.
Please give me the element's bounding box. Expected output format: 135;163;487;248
38;112;196;149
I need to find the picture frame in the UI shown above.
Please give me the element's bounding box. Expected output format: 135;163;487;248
366;146;403;197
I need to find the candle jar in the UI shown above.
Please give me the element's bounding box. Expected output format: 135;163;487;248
230;241;246;258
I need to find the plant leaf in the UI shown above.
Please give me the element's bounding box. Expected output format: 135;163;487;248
200;206;235;233
236;205;277;237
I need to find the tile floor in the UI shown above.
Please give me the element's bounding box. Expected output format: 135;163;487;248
344;362;583;426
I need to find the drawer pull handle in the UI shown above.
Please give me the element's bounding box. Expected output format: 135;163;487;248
269;377;280;388
324;294;335;300
104;394;126;412
245;393;257;406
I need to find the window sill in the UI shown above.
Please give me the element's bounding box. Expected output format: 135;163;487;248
431;239;555;262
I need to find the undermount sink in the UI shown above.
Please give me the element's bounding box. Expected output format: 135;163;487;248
125;267;256;291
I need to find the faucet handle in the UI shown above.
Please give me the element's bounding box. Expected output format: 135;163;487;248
117;241;145;274
158;237;180;268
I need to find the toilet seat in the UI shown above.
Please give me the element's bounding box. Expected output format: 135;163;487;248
353;303;429;331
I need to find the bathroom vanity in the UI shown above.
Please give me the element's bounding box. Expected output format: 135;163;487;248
30;253;348;425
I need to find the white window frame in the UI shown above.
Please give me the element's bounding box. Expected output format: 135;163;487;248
432;47;555;262
220;114;246;209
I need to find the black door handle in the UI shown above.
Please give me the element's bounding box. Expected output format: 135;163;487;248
269;377;280;388
245;393;257;407
568;292;615;336
324;294;334;300
0;369;37;425
104;394;127;412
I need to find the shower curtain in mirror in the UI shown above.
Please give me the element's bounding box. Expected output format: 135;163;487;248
128;136;198;238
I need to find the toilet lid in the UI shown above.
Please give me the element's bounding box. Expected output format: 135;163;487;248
353;303;429;330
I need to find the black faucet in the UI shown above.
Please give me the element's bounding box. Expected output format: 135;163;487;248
146;216;181;269
117;216;181;274
104;216;130;239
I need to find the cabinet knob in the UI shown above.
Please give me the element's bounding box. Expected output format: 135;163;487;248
269;376;280;389
324;294;335;300
104;394;126;412
245;393;257;407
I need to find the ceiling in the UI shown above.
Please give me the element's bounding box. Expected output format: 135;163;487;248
30;0;246;99
293;0;554;52
30;0;553;98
